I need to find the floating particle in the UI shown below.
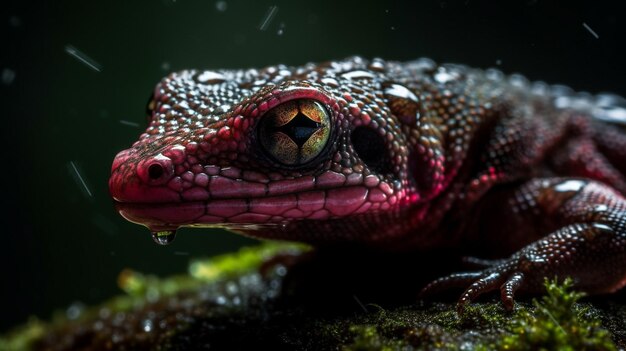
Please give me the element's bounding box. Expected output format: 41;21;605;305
259;5;278;31
8;15;21;27
161;62;171;71
65;45;102;72
277;22;285;36
496;59;502;65
215;1;227;12
2;68;16;85
174;251;190;256
582;22;599;39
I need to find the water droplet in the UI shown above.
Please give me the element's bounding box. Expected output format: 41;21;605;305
142;319;154;332
594;94;626;125
554;179;587;193
66;302;85;320
2;68;16;85
340;70;376;80
151;230;176;245
195;71;226;84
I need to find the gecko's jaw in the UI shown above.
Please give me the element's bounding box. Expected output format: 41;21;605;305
114;185;374;232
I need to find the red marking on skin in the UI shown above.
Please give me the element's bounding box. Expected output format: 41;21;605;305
368;188;387;202
268;177;315;196
346;173;363;186
210;177;266;198
308;209;330;219
283;208;305;218
208;199;247;218
364;175;380;187
228;213;271;223
120;202;204;223
379;182;394;195
297;191;325;212
182;188;209;201
186;142;198;154
204;165;219;176
167;177;184;192
249;195;297;215
242;170;270;183
220;167;242;178
194;173;209;187
325;187;368;216
182;171;194;182
316;171;346;188
163;145;186;165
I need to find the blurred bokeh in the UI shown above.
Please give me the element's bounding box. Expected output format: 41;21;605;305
2;0;625;331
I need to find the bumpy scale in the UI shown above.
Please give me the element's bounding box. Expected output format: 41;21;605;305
109;57;626;312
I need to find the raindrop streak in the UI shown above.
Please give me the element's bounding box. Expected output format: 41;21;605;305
69;161;93;197
259;5;278;31
64;45;102;72
119;120;140;127
151;230;176;245
582;22;599;39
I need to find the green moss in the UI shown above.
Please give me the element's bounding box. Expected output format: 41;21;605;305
0;242;309;351
342;325;409;351
1;246;622;351
496;278;616;351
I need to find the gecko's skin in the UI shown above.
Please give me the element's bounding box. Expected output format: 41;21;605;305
109;57;626;312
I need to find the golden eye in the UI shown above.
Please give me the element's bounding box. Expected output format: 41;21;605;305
258;99;331;166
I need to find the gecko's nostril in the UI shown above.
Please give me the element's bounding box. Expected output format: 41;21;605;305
148;163;165;180
136;155;173;185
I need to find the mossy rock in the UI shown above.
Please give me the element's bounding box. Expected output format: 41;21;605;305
1;243;624;350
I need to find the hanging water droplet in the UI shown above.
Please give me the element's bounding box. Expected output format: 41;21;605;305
151;230;176;245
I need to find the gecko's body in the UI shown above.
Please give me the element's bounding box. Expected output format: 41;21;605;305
109;57;626;310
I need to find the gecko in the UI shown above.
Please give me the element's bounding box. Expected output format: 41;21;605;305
109;57;626;312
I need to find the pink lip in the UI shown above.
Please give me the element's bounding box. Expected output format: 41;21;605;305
114;185;373;231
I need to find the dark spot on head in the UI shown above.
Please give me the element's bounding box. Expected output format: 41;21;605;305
351;126;390;174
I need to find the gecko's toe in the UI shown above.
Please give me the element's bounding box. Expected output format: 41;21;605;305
500;272;525;311
419;272;482;298
456;272;505;314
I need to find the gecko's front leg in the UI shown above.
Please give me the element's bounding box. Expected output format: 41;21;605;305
421;178;626;312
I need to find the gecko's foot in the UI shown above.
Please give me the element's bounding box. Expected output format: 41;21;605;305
420;255;529;314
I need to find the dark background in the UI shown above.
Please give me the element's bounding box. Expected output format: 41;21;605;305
2;0;625;331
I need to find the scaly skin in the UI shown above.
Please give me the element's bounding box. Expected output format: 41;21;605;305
109;57;626;311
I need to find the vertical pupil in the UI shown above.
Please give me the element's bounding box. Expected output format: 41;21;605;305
275;112;321;148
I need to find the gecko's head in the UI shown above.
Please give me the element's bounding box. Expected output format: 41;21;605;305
109;57;431;245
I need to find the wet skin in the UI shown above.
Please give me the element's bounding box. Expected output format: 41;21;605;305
109;57;626;312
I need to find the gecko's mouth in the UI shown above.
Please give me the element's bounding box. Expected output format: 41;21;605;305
114;186;373;232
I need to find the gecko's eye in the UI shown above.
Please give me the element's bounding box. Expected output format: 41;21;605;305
258;99;331;166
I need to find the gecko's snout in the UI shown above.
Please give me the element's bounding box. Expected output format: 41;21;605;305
109;148;179;203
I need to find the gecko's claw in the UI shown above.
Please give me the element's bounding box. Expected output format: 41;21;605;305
421;257;529;313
